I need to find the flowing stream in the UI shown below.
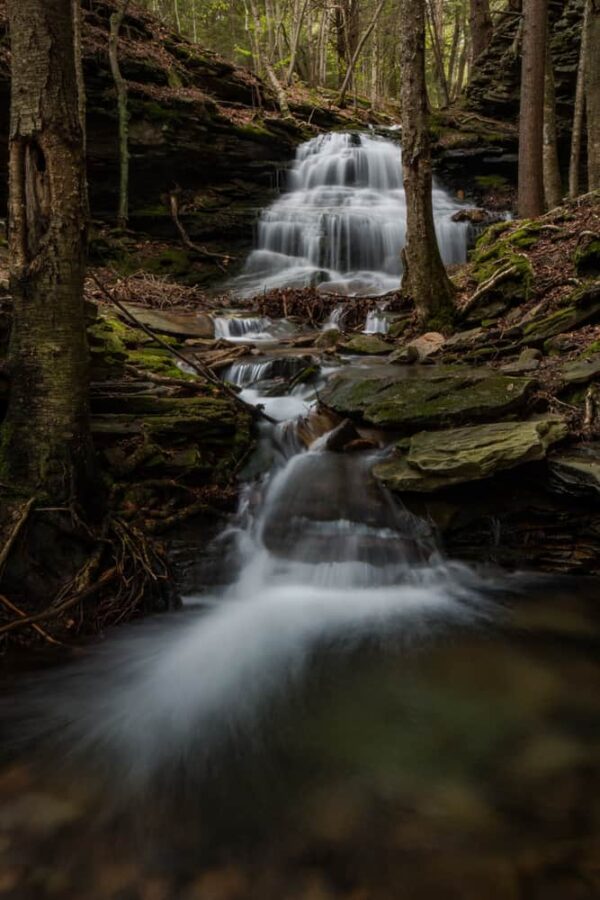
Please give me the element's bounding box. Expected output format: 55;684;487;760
0;133;598;899
233;131;469;296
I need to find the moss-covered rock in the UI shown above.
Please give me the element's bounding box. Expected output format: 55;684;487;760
320;364;535;431
573;237;600;277
340;334;391;355
374;417;567;493
523;282;600;344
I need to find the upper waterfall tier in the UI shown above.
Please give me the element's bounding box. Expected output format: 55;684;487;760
233;132;469;297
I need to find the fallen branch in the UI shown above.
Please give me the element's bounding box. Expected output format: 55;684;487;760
0;496;36;575
89;272;276;424
169;191;235;273
0;566;118;637
0;593;63;646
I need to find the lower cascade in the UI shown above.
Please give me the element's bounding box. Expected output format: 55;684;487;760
233;131;469;297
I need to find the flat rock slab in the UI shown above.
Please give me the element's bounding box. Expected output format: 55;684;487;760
548;444;600;498
560;353;600;386
320;364;536;430
121;304;214;339
374;416;567;493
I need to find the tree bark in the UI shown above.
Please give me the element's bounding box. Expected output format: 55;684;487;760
585;0;600;190
543;43;563;209
569;0;590;197
469;0;493;64
285;0;311;85
518;0;548;218
1;0;94;504
246;0;292;117
398;0;456;326
108;0;130;229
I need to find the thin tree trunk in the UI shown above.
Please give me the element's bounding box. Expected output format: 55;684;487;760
425;0;451;106
518;0;547;218
543;43;563;209
1;0;94;503
585;0;600;190
246;0;292;117
569;0;590;197
109;0;130;229
338;0;386;106
286;0;311;84
469;0;493;64
398;0;456;325
173;0;181;33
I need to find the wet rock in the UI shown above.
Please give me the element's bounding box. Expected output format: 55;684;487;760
315;328;342;349
390;331;445;363
321;364;536;431
374;417;568;493
340;334;391;355
548;444;600;498
320;418;362;452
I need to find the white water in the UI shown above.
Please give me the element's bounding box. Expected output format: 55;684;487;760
233;132;469;297
364;309;389;334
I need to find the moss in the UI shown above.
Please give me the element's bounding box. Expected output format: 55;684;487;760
142;247;193;278
128;347;194;380
475;174;509;190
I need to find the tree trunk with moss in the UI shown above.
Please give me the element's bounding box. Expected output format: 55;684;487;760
1;0;94;504
518;0;548;218
398;0;456;326
470;0;493;64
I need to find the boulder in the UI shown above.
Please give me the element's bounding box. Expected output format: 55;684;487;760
340;334;391;355
521;282;600;345
320;364;535;431
501;347;542;374
559;353;600;386
120;304;214;339
374;417;568;493
390;331;445;363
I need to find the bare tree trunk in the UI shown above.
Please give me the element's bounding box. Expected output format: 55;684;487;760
585;0;600;190
518;0;548;218
425;0;451;107
338;0;386;106
398;0;456;325
543;45;562;209
569;0;590;197
469;0;493;64
246;0;292;117
1;0;94;503
286;0;311;84
109;0;130;229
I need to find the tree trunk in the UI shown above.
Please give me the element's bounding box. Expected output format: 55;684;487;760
518;0;548;218
246;0;292;117
338;0;386;106
108;0;130;229
286;0;311;85
543;44;563;209
469;0;493;64
585;0;600;190
1;0;94;504
569;0;590;197
425;0;451;107
398;0;456;326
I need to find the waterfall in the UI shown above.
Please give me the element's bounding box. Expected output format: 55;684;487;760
364;309;389;334
233;132;469;297
213;316;273;341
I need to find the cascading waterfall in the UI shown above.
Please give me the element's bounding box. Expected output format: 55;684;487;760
233;131;469;297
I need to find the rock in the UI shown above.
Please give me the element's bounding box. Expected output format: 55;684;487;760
443;327;486;352
559;353;600;386
319;418;362;452
390;331;445;363
548;444;600;498
120;304;214;339
463;249;534;324
573;235;600;277
501;347;542;374
374;417;568;493
315;328;341;349
320;364;536;431
451;208;491;224
340;334;391;355
521;282;600;344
